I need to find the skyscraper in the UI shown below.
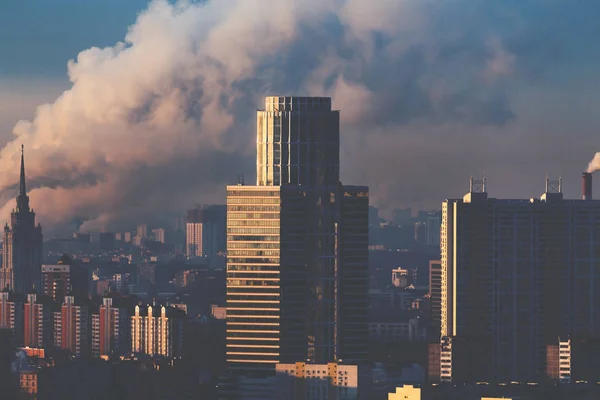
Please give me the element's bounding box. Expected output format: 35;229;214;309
440;177;600;382
225;96;369;374
186;205;226;258
0;146;43;293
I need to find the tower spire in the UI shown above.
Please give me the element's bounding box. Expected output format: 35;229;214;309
16;144;30;213
19;145;26;196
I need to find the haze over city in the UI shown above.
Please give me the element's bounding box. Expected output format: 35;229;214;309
1;0;600;235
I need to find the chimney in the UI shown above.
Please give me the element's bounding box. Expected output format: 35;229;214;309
582;172;592;200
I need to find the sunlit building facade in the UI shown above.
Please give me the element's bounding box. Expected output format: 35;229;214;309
131;304;184;358
226;97;369;376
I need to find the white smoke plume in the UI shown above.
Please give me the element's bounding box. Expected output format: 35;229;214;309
587;153;600;174
0;0;592;233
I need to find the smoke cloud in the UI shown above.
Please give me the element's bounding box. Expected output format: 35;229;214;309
587;153;600;174
0;0;599;233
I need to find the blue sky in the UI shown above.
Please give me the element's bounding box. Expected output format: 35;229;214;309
0;0;149;77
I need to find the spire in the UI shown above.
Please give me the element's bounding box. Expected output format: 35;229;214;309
16;145;30;213
19;144;26;196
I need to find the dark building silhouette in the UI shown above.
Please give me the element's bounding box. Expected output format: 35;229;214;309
99;232;115;251
0;146;43;293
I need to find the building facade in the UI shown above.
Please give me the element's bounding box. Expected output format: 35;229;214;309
54;295;89;357
428;260;442;339
24;293;53;349
186;205;226;258
0;147;43;293
0;290;23;345
226;97;369;374
92;297;129;358
275;362;361;400
440;177;600;382
42;254;88;303
41;264;70;302
131;304;184;358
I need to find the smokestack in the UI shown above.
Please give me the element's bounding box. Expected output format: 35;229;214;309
583;172;592;200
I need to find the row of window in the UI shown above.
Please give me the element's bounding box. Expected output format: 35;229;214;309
228;220;280;227
227;228;280;234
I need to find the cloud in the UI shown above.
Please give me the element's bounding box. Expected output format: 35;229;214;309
0;0;599;233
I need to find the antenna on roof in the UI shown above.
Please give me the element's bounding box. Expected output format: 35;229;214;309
237;174;245;186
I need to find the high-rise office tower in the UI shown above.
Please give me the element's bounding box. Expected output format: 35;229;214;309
186;205;226;258
24;292;53;348
0;147;43;293
226;96;369;374
92;297;129;358
54;295;89;357
130;304;185;358
440;177;600;382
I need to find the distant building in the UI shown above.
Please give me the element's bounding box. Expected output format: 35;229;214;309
137;224;148;239
137;263;156;285
132;236;143;247
546;337;600;384
24;293;53;349
186;205;226;258
388;385;421;400
0;290;23;345
175;270;196;288
99;232;115;251
152;228;166;244
368;317;422;342
95;280;110;297
391;268;417;289
0;147;43;293
275;362;362;399
123;232;132;243
414;222;427;246
112;273;131;294
92;297;129;358
131;305;184;358
73;232;90;243
20;366;38;397
41;263;69;302
211;304;226;320
42;254;89;303
426;214;441;247
54;295;89;357
428;260;442;338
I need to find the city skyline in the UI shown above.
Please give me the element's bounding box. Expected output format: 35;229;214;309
1;0;600;235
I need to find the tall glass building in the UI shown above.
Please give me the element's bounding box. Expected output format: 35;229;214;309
225;97;369;375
